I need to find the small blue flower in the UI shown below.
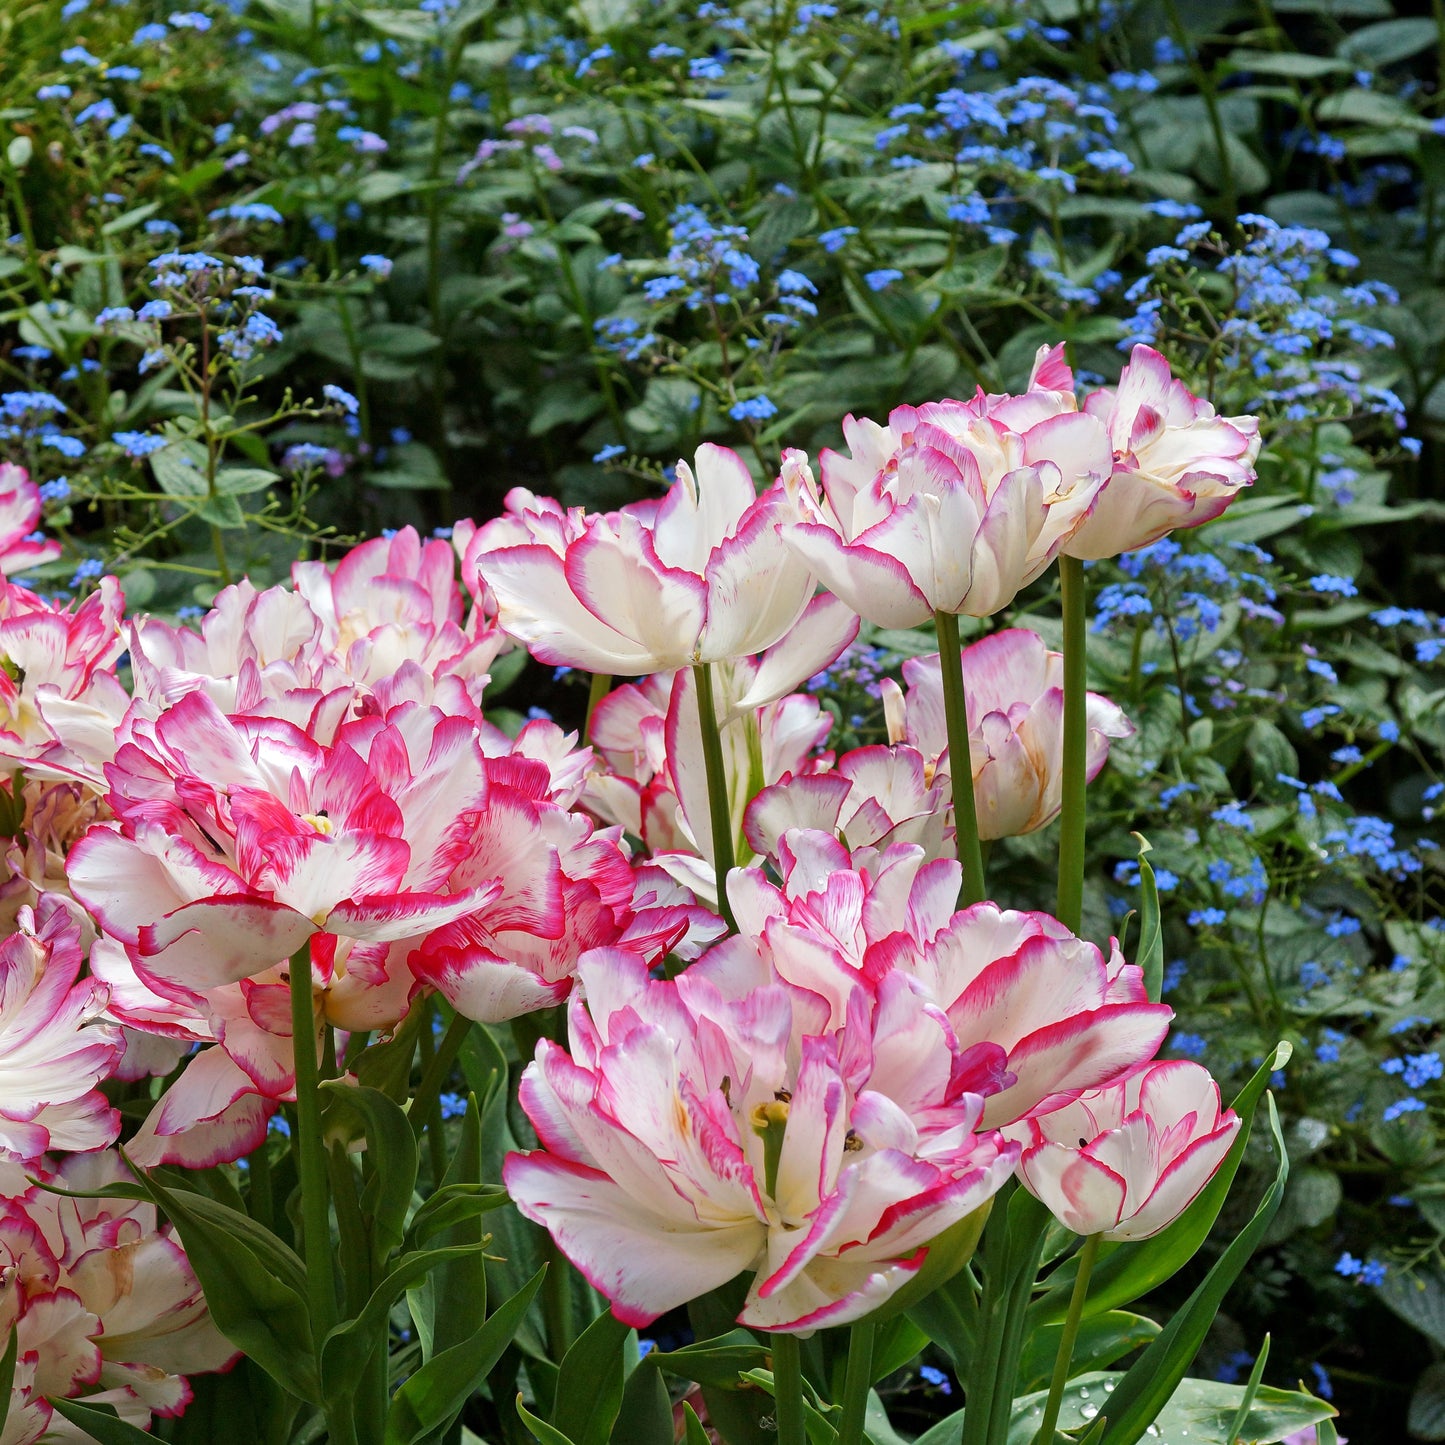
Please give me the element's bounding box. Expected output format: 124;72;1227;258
592;444;626;463
322;384;360;415
864;268;904;292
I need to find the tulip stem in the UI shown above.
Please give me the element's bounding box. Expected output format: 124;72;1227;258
838;1319;876;1445
287;942;338;1342
584;671;611;741
771;1331;806;1445
693;661;738;932
1056;556;1088;935
1033;1232;1103;1445
409;1007;473;1142
932;611;987;908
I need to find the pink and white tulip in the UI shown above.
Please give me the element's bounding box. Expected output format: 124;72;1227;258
0;464;62;577
0;1150;237;1442
67;693;499;995
1066;345;1260;559
504;947;1016;1332
470;445;846;683
897;628;1133;839
0;894;121;1161
712;831;1172;1126
1008;1059;1240;1239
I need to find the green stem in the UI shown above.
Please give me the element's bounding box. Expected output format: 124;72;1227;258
414;1002;448;1184
408;1009;472;1139
584;671;611;742
692;661;738;932
838;1319;876;1445
1056;557;1088;935
287;942;338;1341
1033;1234;1103;1445
932;611;986;907
771;1332;806;1445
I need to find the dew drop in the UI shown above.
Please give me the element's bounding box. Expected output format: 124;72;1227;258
1081;1404;1099;1420
1146;1428;1161;1439
1104;1381;1116;1393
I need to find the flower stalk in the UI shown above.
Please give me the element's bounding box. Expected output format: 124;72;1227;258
1056;556;1088;934
933;610;987;907
286;941;338;1341
772;1331;807;1445
1033;1232;1103;1444
693;660;739;931
838;1319;876;1445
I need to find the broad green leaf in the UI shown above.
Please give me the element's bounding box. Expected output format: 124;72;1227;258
1008;1372;1332;1443
215;466;280;495
1030;1044;1291;1325
551;1309;630;1445
612;1357;673;1445
125;1159;319;1403
870;1316;930;1381
1409;1361;1445;1440
319;1082;417;1259
164;1356;296;1445
45;1398;156;1444
1339;17;1439;66
650;1329;769;1389
1017;1312;1160;1394
403;1182;509;1253
1223;48;1353;78
384;1266;546;1445
1098;1096;1290;1444
353;1006;428;1102
1379;1267;1445;1349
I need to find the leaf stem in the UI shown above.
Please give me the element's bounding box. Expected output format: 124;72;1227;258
932;611;986;907
287;942;337;1340
837;1319;876;1445
1056;556;1088;934
408;1008;473;1139
584;671;611;742
692;661;738;931
1033;1233;1103;1444
771;1332;806;1445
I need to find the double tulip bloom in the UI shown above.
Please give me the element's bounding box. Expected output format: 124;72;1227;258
469;443;855;703
1009;1060;1241;1239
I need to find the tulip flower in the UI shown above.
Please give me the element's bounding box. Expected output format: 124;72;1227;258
470;444;844;683
1009;1059;1241;1239
714;830;1172;1125
897;628;1133;839
0;894;122;1161
67;693;500;994
1065;344;1260;559
505;947;1017;1332
0;463;62;576
0;1150;237;1441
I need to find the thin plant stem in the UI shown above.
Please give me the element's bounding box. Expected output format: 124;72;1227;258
932;611;986;907
540;1236;574;1357
1056;557;1088;935
692;661;738;932
838;1319;876;1445
584;671;611;741
771;1331;806;1445
1033;1233;1103;1445
287;942;337;1340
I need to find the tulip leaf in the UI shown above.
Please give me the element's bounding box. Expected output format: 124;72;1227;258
320;1081;418;1260
1097;1095;1291;1444
353;1005;429;1102
407;1094;493;1362
1130;832;1163;1003
45;1398;158;1444
1016;1311;1161;1394
912;1409;967;1445
681;1402;711;1445
123;1156;319;1404
551;1308;631;1445
871;1316;930;1382
738;1366;840;1442
1224;1335;1270;1443
1005;1370;1332;1443
516;1398;577;1445
322;1243;491;1408
384;1265;546;1445
611;1355;673;1445
650;1329;770;1389
1029;1043;1291;1325
905;1266;977;1374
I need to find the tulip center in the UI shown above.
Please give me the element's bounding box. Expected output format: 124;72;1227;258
302;809;335;836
